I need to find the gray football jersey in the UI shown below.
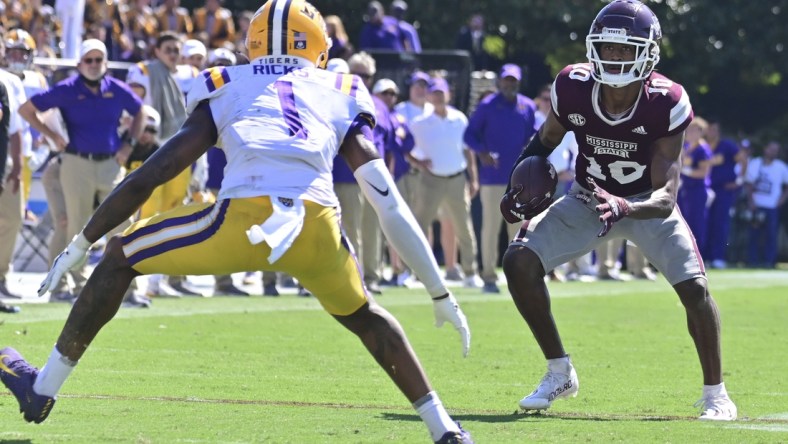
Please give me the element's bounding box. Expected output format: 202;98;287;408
552;63;693;197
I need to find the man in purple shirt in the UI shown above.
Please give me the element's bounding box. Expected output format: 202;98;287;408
678;117;712;255
463;63;538;293
359;1;406;52
704;118;744;268
390;1;421;53
19;39;145;301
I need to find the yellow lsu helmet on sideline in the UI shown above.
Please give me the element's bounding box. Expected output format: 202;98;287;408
246;0;331;68
6;29;37;74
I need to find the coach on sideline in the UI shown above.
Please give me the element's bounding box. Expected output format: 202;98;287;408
463;64;539;294
18;39;145;302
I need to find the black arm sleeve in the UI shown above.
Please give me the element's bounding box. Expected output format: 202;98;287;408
505;133;555;193
0;81;10;184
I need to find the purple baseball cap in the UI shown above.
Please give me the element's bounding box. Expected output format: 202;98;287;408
429;77;450;94
500;63;522;81
409;71;431;85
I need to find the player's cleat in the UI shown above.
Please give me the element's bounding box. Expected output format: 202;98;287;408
263;283;280;297
214;283;250;297
696;394;737;421
0;347;56;423
0;303;21;313
434;422;473;444
519;362;579;410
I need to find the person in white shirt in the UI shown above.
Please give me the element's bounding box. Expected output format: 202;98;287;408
744;141;788;268
397;71;463;281
408;77;482;288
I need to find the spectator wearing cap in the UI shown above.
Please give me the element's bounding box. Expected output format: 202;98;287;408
326;58;350;74
155;0;193;38
182;39;207;70
207;47;236;67
359;1;406;52
389;1;421;53
409;77;482;288
463;63;537;292
395;71;433;125
192;0;235;50
18;39;145;302
325;15;354;60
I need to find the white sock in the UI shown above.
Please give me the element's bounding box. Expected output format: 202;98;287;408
32;346;77;397
548;356;572;373
703;382;727;398
413;391;459;442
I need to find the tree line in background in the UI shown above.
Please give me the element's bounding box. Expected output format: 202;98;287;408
183;0;787;150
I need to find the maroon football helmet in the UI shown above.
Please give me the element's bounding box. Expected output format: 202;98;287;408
585;0;662;88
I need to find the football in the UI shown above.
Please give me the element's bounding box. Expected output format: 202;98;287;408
509;156;558;204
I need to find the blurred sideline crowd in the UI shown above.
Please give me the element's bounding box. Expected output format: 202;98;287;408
1;0;787;310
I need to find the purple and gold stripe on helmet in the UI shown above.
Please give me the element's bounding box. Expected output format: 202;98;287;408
203;66;231;92
123;200;230;266
280;0;294;55
266;0;277;55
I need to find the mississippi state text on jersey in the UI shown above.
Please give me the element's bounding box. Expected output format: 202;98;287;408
551;63;693;197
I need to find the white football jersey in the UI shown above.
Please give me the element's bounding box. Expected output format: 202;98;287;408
186;57;376;206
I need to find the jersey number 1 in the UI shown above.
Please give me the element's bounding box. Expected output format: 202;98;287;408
275;80;309;139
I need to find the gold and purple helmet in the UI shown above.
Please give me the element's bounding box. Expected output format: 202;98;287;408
246;0;331;68
6;29;37;73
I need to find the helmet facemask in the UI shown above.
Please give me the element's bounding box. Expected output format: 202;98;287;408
586;28;660;88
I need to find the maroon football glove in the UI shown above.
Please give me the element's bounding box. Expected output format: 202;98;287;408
500;185;553;224
587;177;631;237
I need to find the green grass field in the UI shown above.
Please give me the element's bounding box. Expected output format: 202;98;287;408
1;269;786;443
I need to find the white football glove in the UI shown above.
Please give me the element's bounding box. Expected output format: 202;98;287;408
432;293;471;357
38;233;91;296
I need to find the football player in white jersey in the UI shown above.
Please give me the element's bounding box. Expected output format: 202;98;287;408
1;1;472;441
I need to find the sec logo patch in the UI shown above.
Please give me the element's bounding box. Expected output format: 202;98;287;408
568;113;586;126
